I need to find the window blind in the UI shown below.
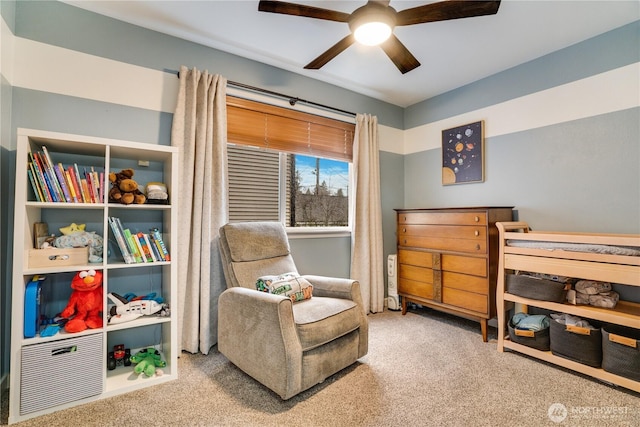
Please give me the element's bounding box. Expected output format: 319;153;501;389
227;96;355;162
227;145;281;222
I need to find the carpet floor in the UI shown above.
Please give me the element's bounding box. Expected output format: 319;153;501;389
2;308;638;426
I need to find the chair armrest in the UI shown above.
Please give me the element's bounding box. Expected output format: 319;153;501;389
303;275;368;359
217;287;303;399
302;275;360;301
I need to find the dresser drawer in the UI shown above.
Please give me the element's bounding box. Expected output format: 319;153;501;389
399;264;433;283
442;271;488;294
398;211;487;226
398;278;434;300
442;288;488;314
399;235;487;254
398;249;436;268
441;254;487;277
398;224;486;240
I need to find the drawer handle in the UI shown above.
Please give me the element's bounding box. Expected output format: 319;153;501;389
404;239;407;245
476;244;481;251
474;216;480;222
474;230;480;237
52;345;78;356
403;228;406;233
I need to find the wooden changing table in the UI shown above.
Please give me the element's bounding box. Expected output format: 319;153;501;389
496;221;640;393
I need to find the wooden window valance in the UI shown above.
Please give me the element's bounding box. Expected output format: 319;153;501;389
227;96;355;162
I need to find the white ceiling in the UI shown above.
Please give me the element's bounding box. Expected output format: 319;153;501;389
65;1;639;108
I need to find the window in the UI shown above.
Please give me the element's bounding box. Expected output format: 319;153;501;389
226;96;354;229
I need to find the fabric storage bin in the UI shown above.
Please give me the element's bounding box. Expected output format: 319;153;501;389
508;316;550;351
506;273;568;302
21;333;103;415
602;325;640;381
550;316;602;367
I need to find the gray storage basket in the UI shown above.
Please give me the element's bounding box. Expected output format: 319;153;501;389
508;316;550;351
550;316;602;368
21;333;103;415
506;274;568;302
602;325;640;381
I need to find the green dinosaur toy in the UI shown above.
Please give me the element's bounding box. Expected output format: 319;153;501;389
130;347;166;377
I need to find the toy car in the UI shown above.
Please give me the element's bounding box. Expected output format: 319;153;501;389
107;344;131;370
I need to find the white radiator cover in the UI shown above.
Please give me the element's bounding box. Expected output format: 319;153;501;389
387;254;400;310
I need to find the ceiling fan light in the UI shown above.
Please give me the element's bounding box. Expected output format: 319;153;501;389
354;22;392;46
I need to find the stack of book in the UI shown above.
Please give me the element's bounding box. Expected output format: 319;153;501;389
27;146;104;203
108;217;170;264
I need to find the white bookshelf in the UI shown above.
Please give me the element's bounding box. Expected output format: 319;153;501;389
9;128;178;424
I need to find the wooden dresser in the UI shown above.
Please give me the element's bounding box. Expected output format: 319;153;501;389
395;207;513;341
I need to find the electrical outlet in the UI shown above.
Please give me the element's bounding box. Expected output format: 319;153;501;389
138;160;150;167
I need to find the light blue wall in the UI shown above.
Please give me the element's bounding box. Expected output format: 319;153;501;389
0;0;16;391
403;21;639;235
404;108;639;233
14;0;404;129
1;1;638;386
405;22;639;128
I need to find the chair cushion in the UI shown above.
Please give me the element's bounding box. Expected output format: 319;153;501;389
292;297;360;351
222;222;290;262
256;272;313;302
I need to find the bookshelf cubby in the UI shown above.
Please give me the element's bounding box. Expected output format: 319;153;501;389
10;128;178;424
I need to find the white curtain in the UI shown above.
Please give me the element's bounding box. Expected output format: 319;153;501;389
171;66;228;354
350;113;384;313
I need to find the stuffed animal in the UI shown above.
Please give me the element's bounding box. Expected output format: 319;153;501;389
60;269;103;333
130;347;166;377
108;168;146;205
54;223;104;263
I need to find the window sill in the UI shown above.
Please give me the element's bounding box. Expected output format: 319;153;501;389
286;227;351;239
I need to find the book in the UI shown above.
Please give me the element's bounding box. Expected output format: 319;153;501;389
27;167;43;202
150;228;170;261
80;178;92;203
73;164;86;202
147;233;164;262
99;172;105;202
132;233;147;263
41;146;66;202
29;151;52;202
53;164;72;202
137;232;154;262
123;228;143;263
67;166;83;203
108;217;134;264
142;233;158;262
91;167;101;203
33;152;58;202
64;169;78;203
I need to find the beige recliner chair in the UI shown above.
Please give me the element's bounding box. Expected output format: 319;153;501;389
218;221;368;399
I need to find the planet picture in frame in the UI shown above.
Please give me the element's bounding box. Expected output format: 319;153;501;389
442;121;484;185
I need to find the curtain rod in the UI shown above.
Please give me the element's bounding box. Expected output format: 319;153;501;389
174;70;356;117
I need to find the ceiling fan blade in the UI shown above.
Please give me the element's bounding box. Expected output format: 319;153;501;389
380;34;421;74
304;34;356;70
258;1;350;22
396;0;501;26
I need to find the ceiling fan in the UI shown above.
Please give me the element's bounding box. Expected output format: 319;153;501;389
258;0;501;74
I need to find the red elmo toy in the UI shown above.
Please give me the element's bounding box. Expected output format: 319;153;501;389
61;269;103;333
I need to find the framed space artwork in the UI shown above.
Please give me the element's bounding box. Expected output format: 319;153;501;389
442;121;484;185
